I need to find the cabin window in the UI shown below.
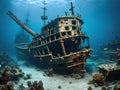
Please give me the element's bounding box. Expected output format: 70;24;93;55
65;26;69;30
44;49;48;54
47;37;49;42
46;32;49;36
78;57;81;60
48;31;50;35
72;26;77;30
32;50;34;54
67;31;71;35
56;33;60;39
72;20;76;25
54;29;57;33
40;50;43;55
51;36;54;41
48;42;64;56
73;58;78;63
42;50;45;55
37;51;39;55
62;32;66;36
38;41;41;45
36;42;37;46
51;30;54;34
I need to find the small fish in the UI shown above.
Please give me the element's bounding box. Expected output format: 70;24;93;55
103;48;108;51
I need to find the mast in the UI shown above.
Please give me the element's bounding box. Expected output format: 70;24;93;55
41;0;48;26
7;11;38;37
25;11;29;26
22;11;30;35
69;2;75;16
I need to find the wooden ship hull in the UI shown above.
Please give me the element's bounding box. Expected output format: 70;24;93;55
15;43;29;57
14;31;30;59
8;2;91;73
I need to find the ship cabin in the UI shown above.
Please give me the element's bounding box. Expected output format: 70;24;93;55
29;15;90;60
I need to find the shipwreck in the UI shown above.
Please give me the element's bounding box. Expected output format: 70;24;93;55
7;2;91;73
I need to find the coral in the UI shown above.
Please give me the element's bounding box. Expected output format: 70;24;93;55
1;81;14;90
27;80;44;90
24;74;32;80
113;84;120;90
92;72;104;86
37;80;44;89
0;65;24;90
106;87;112;90
10;65;24;81
88;80;93;85
7;81;14;89
45;68;54;76
18;83;25;90
94;83;98;87
0;66;11;84
87;86;92;90
101;86;107;90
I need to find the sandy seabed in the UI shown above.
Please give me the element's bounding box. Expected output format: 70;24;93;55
13;60;94;90
12;57;115;90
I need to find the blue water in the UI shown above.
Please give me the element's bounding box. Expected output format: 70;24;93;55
0;1;120;89
0;0;120;55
